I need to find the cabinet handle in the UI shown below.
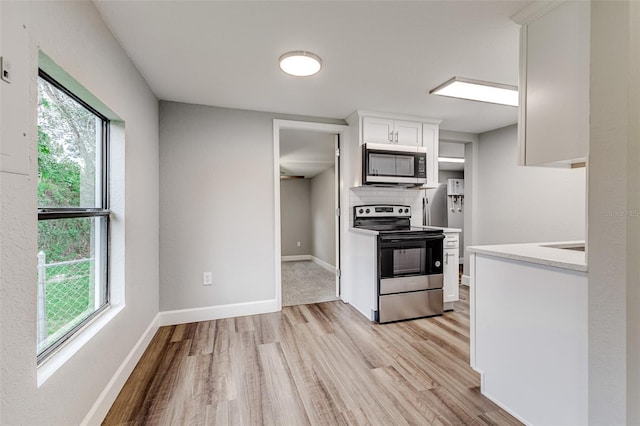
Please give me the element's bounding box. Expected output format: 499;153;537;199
394;131;399;143
445;253;454;264
389;131;394;143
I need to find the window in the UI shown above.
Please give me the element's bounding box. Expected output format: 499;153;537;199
36;70;110;361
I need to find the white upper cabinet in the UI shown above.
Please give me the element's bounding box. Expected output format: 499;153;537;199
348;111;442;187
362;117;394;144
394;120;423;146
422;123;439;187
363;116;422;146
514;0;590;166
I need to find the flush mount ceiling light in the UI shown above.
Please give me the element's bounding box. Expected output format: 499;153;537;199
279;51;322;77
430;77;518;107
438;157;465;163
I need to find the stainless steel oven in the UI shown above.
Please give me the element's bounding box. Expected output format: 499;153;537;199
353;204;444;323
378;232;444;323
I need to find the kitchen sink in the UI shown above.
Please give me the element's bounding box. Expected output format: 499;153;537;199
542;243;586;252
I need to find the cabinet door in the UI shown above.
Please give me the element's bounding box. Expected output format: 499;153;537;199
443;247;459;303
362;117;394;145
394;120;422;146
423;123;439;186
522;1;589;165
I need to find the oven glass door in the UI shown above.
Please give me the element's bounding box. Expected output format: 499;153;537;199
379;235;443;279
367;152;415;177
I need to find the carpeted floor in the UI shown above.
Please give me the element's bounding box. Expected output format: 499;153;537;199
281;260;339;306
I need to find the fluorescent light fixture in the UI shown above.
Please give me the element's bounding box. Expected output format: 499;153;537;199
279;51;322;77
430;77;518;107
438;157;465;163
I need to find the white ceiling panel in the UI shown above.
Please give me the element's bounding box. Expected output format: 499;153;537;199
94;0;529;133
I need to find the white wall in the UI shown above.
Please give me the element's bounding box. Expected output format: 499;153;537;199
281;179;312;256
588;2;639;423
0;1;159;424
475;125;586;245
310;166;336;266
159;101;344;312
350;187;423;227
628;3;640;421
438;170;464;183
439;141;465;158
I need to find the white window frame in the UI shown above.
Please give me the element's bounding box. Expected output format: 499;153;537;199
36;69;111;363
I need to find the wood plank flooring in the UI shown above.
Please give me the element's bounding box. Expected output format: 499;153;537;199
103;286;521;425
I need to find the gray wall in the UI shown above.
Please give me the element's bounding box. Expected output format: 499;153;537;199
159;101;343;311
0;1;159;423
280;167;336;266
475;125;586;245
311;167;336;267
160;102;276;310
280;179;312;256
439;170;464;183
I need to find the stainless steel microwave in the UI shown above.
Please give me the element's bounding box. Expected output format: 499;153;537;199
362;143;427;186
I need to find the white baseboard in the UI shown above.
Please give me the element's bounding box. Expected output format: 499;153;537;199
480;387;530;425
81;313;160;426
82;298;279;424
281;255;311;262
311;256;335;273
159;299;279;326
462;274;470;286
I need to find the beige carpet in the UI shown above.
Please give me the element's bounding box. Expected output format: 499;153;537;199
281;260;339;306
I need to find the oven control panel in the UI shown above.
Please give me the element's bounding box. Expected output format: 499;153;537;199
354;205;411;218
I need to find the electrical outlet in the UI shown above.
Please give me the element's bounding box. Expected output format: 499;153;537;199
1;57;11;84
203;272;213;286
297;241;301;247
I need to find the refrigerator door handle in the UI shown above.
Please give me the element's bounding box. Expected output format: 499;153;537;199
422;194;431;227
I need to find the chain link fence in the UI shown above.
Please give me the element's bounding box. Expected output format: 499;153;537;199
37;252;94;349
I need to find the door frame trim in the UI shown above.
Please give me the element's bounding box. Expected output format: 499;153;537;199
273;119;350;310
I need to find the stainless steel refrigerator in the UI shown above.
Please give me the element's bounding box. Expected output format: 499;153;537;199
423;178;464;259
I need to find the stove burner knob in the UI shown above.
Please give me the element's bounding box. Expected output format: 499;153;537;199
404;208;409;213
365;208;370;214
358;208;364;214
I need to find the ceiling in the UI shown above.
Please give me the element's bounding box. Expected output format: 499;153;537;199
94;0;529;134
280;129;336;178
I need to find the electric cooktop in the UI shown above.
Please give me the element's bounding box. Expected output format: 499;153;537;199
353;204;443;234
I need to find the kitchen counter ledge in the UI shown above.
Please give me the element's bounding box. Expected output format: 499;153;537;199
468;241;587;272
349;225;461;236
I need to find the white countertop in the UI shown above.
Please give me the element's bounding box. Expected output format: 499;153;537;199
350;227;379;236
414;225;462;233
468;241;587;272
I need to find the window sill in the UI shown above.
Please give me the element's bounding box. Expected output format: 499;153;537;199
37;303;124;387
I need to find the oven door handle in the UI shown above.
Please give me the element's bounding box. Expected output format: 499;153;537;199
379;234;444;242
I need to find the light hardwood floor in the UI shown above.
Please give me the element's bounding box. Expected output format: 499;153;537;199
103;286;521;425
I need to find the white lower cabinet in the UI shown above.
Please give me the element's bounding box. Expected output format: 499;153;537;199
443;232;460;309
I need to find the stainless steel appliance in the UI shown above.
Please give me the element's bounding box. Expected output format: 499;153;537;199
422;179;464;259
362;143;427;187
353;204;444;323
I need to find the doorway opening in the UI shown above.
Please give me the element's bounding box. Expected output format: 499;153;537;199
273;120;349;309
426;140;466;281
